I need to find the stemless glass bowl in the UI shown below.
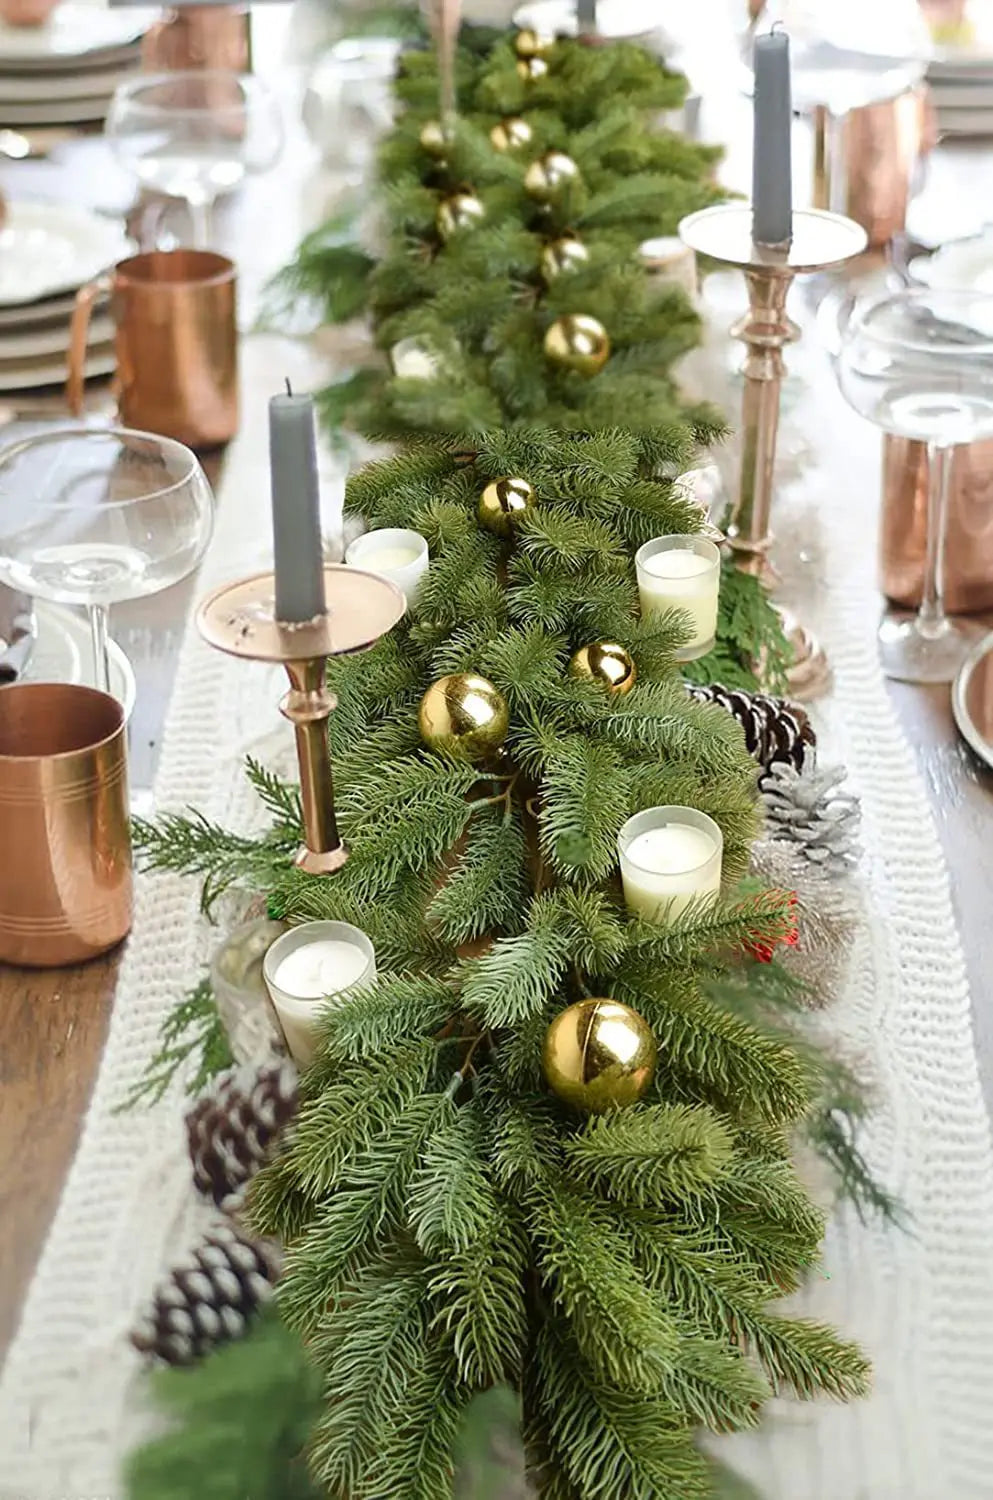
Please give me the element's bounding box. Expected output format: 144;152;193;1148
0;427;215;694
836;288;993;682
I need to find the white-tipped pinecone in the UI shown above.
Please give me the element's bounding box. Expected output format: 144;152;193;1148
186;1059;298;1213
131;1222;281;1366
687;683;816;777
761;762;861;876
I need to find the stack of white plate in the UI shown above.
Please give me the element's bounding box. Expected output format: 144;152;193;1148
927;4;993;137
0;4;158;129
0;200;131;390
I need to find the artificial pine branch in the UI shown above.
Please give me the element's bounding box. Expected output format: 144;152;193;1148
119;976;232;1111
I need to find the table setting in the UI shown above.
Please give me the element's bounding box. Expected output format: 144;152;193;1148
3;3;993;1500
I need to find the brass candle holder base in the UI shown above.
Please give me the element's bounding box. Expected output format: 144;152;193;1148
197;566;405;875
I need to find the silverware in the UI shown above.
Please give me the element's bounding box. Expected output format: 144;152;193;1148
0;587;36;684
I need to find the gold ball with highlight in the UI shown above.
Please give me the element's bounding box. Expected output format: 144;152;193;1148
524;150;580;203
490;116;533;153
543;313;611;376
514;26;554;58
478;476;536;537
542;999;657;1113
419;119;448;159
540;234;589;280
436;190;486;240
516;55;548;82
418;673;510;761
569;641;637;695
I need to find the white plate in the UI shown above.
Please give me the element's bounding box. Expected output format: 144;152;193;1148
0;290;80;328
0;201;131;308
0;61;137;102
0;341;115;391
0;5;156;67
18;599;135;719
0;312;113;359
0;93;112;125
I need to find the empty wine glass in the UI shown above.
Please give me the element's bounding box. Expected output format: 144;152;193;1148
106;70;284;248
837;288;993;682
0;428;215;695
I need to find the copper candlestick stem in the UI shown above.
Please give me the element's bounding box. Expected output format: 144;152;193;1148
197;566;405;876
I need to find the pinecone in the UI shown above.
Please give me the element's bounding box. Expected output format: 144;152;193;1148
131;1222;281;1366
186;1059;298;1213
688;683;815;777
761;762;861;876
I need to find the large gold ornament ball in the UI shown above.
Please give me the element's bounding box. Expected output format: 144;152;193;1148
419;119;448;159
478;475;536;536
543;313;611;376
516;55;549;82
524;150;580;203
569;641;637;695
490;116;533;154
514;26;554;58
418;673;510;761
543;999;657;1113
541;234;589;281
436;190;486;241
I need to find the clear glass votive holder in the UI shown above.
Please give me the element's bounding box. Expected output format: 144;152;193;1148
262;919;376;1067
617;805;723;925
634;534;721;661
346;527;430;608
210;917;287;1062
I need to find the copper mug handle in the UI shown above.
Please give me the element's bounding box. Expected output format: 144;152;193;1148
67;271;112;417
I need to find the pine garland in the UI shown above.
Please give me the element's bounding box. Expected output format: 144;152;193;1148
134;426;870;1499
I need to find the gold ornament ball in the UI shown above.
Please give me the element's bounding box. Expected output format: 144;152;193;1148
516;55;549;82
543;313;611;376
514;26;554;58
543;999;657;1113
569;641;637;695
490;116;533;154
419;119;448;159
540;234;589;281
418;673;510;761
437;190;486;241
478;475;536;537
524;150;580;203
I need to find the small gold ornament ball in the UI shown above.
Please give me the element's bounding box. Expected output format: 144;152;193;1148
543;999;657;1113
569;641;637;695
524;150;580;203
514;26;554;58
490;116;533;154
418;673;510;761
478;475;536;536
543;313;611;376
436;190;486;241
516;55;548;82
419;120;448;159
541;234;589;281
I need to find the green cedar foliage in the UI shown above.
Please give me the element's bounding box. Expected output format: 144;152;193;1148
136;428;869;1498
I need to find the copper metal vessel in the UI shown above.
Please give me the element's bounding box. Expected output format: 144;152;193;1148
0;683;132;967
68;249;238;452
813;85;933;250
881;435;993;613
141;6;251;73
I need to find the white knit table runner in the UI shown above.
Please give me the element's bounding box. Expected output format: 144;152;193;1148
3;307;993;1499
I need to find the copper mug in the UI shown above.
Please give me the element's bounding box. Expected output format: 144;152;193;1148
0;683;133;967
68;249;238;452
141;6;251;73
812;84;933;249
881;435;993;613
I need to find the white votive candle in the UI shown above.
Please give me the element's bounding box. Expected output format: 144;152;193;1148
262;920;376;1066
390;337;441;380
617;806;723;925
635;534;721;662
346;527;430;608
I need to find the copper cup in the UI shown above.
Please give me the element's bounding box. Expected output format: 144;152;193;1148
814;85;932;249
141;6;251;73
67;249;238;452
0;683;133;968
881;435;993;613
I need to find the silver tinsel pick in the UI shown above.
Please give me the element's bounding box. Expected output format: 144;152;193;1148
761;761;861;877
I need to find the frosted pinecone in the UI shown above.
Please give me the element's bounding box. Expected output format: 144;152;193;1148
687;683;815;778
761;762;861;876
186;1059;298;1213
131;1222;281;1366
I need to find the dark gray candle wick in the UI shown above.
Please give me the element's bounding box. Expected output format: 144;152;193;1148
284;377;293;396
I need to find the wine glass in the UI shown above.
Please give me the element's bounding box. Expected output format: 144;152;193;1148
0;428;214;695
106;71;284;248
836;288;993;682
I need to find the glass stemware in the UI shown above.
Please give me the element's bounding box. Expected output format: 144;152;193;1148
106;70;284;248
836;288;993;682
0;428;215;695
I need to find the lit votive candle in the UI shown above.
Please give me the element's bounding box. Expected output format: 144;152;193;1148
262;920;376;1066
635;534;721;662
390;337;441;380
346;527;430;608
617;806;723;925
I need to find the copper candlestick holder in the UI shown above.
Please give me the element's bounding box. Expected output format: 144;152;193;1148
197;566;405;876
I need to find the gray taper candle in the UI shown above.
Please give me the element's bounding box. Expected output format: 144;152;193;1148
269;389;326;624
576;0;597;33
752;29;793;246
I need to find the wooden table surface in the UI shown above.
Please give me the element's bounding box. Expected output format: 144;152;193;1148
2;13;993;1369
